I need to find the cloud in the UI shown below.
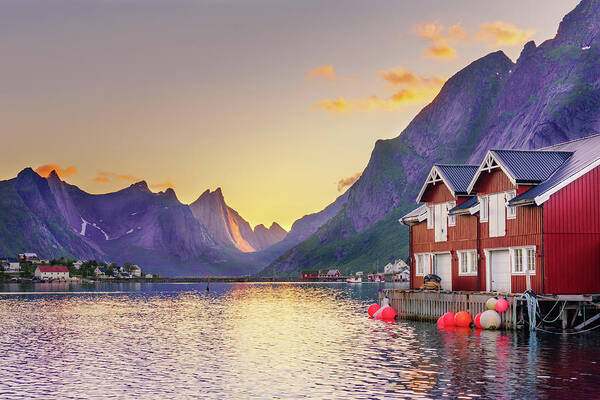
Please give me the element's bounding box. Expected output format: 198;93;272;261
314;67;446;114
476;21;535;46
93;170;140;184
151;180;174;190
337;172;362;192
306;65;336;82
35;164;77;179
413;21;467;60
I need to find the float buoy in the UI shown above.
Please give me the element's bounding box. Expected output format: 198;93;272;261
480;310;502;330
486;297;497;310
368;304;381;318
454;311;472;327
437;316;445;329
381;306;396;321
495;298;509;313
474;312;483;329
442;312;455;326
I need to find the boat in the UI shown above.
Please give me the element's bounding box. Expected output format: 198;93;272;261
346;277;362;283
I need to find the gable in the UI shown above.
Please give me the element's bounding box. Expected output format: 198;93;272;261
472;169;515;195
421;181;455;203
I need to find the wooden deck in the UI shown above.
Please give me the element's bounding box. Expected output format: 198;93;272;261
379;289;519;329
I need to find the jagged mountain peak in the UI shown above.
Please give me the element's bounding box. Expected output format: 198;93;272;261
47;170;61;181
129;180;151;192
555;0;600;46
17;167;39;179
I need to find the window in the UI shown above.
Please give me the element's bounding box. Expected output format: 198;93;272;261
527;249;536;272
415;254;430;276
458;250;477;275
447;201;456;227
505;190;516;219
479;195;488;222
512;247;535;274
513;248;523;273
427;206;434;229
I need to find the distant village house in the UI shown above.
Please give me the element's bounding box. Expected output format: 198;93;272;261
35;266;70;280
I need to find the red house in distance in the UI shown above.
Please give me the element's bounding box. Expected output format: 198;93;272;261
401;134;600;295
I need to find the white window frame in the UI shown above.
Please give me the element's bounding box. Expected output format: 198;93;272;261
479;195;488;222
447;201;456;227
457;250;478;276
426;206;434;229
510;246;536;274
415;253;431;276
505;190;517;219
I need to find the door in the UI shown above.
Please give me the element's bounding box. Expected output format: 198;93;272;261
434;204;447;242
433;253;452;291
489;250;510;292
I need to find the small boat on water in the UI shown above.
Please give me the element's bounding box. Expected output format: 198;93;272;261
346;277;362;283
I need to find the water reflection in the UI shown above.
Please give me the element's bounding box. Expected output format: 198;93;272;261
0;283;599;399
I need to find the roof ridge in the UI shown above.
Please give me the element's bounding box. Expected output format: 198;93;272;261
540;133;600;150
491;149;573;154
435;163;479;167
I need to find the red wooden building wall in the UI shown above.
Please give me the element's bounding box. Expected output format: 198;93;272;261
543;164;600;294
473;169;544;293
410;182;478;291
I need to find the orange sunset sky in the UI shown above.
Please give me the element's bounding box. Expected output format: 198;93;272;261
1;0;579;230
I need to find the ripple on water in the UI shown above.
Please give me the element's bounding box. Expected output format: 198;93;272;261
0;283;599;399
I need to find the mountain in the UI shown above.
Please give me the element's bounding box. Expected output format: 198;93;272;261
0;170;291;276
189;188;287;252
265;0;600;276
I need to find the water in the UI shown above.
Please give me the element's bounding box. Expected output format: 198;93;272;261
1;282;599;399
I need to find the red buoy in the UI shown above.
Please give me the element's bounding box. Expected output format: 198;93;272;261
454;311;472;328
437;316;445;329
442;312;455;326
368;304;381;318
381;306;396;321
474;312;483;329
495;298;509;313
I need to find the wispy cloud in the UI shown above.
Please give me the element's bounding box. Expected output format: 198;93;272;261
35;164;77;179
476;21;535;46
314;67;446;114
151;180;174;190
93;170;140;184
337;172;362;192
413;21;467;60
306;65;336;82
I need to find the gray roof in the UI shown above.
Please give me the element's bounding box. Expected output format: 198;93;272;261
491;149;573;183
436;165;479;194
448;196;478;215
510;134;600;205
400;204;427;224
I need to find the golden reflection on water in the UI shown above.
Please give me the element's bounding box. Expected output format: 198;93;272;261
1;283;600;399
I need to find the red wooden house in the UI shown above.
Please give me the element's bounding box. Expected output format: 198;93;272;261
402;134;600;295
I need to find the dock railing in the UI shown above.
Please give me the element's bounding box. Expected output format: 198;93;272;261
379;289;519;329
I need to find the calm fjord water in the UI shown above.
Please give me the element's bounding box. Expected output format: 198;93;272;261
1;282;599;399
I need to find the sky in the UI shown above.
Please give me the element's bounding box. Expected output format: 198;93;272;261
0;0;580;230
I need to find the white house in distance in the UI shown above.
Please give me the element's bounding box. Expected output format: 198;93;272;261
384;259;409;274
35;265;70;280
129;265;142;277
7;262;21;273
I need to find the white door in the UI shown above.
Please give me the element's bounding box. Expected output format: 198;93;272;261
434;253;452;291
489;250;510;292
434;204;447;242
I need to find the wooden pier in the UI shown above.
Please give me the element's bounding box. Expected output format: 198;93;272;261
379;289;519;329
379;289;600;331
